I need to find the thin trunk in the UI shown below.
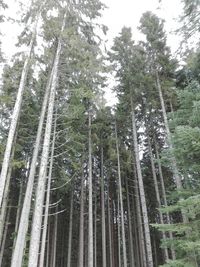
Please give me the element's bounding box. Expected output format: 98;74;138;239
0;2;43;208
115;121;127;267
46;224;50;267
156;72;182;190
67;191;74;267
39;117;57;267
28;13;67;267
131;99;153;267
117;194;121;267
135;177;146;267
88;109;93;267
125;178;135;267
78;169;85;267
52;209;58;267
11;63;53;267
0;132;17;246
147;134;169;262
155;141;176;260
0;204;11;265
108;189;113;267
101;146;107;267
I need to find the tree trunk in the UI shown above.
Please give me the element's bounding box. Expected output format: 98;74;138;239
156;71;182;190
52;209;58;267
101;145;107;267
108;187;113;267
67;191;74;267
0;2;43;208
0;204;11;266
115;121;127;267
117;193;121;267
88;109;93;267
39;117;57;267
131;99;153;267
147;133;169;262
78;167;85;267
28;12;67;267
154;141;176;260
125;177;135;267
11;65;53;267
0;132;17;246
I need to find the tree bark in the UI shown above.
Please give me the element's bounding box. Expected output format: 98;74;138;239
28;12;67;267
147;134;169;262
108;187;113;267
125;177;135;267
11;65;53;267
115;121;127;267
0;2;43;208
131;99;153;267
78;167;85;267
67;190;74;267
39;116;57;267
101;145;107;267
156;71;182;190
154;141;176;260
88;109;93;267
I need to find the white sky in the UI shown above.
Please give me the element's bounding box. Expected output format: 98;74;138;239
1;0;183;105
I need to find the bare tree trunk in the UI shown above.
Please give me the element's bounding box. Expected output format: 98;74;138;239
11;66;53;267
78;168;85;267
115;122;127;267
156;72;182;190
28;12;67;267
52;209;58;267
117;194;121;267
88;109;93;267
0;2;43;208
131;99;153;267
125;177;135;267
39;117;57;267
0;132;17;246
101;146;107;267
46;224;50;267
147;134;169;262
0;203;11;265
67;191;74;267
108;188;113;267
154;141;176;260
135;177;146;267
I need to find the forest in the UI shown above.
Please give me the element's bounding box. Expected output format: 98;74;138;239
0;0;200;266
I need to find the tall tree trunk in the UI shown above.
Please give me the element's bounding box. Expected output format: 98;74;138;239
156;72;182;190
154;141;176;260
88;109;93;267
28;12;67;267
131;99;153;267
108;187;113;267
0;2;43;208
117;193;121;267
94;188;97;267
135;176;146;267
11;67;53;267
0;204;11;266
67;191;74;267
39;117;57;267
52;209;58;267
115;122;127;267
101;145;107;267
78;168;85;267
0;132;17;246
125;177;135;267
147;134;169;262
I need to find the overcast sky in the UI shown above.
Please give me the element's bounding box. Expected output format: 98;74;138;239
1;0;183;105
